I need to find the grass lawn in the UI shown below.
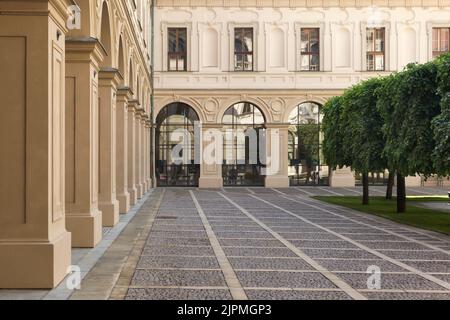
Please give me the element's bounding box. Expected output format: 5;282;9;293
313;196;450;235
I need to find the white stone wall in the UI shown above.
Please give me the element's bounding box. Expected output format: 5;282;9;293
154;6;450;90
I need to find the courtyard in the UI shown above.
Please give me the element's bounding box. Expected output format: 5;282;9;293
2;187;449;300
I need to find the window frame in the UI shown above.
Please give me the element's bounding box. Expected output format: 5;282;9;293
366;27;386;72
432;27;450;58
167;27;188;72
295;22;325;72
300;27;321;72
234;27;254;72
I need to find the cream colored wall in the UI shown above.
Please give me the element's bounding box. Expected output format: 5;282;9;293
154;5;450;91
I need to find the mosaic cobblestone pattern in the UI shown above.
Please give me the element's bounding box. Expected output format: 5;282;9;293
124;187;450;300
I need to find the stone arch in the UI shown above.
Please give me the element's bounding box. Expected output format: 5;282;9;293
99;1;114;67
218;98;272;123
155;97;207;124
283;98;327;123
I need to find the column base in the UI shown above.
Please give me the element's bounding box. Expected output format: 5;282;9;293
136;183;143;199
199;176;223;188
142;180;148;193
0;231;71;288
405;175;422;187
117;192;130;214
265;175;289;188
99;200;119;227
66;209;102;248
330;167;355;187
128;187;138;206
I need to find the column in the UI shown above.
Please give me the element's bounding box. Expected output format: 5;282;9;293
330;167;356;187
98;69;121;227
127;100;138;205
135;108;144;198
199;124;223;188
146;120;152;189
64;39;104;247
116;87;132;213
264;124;290;188
0;0;71;288
141;114;148;193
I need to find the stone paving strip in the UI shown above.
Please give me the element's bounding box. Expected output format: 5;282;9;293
243;191;450;291
272;189;450;254
216;192;366;300
276;190;450;246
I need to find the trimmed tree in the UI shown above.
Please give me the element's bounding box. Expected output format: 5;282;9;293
432;53;450;176
340;78;386;205
377;62;441;212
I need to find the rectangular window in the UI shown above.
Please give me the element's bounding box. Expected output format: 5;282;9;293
234;28;253;71
300;28;320;71
366;28;385;71
168;28;187;71
432;27;450;58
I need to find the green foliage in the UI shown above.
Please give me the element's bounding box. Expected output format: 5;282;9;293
377;62;440;176
432;53;450;175
322;96;348;169
340;77;386;174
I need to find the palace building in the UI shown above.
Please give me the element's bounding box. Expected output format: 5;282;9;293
0;0;449;288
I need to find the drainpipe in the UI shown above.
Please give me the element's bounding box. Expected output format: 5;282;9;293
150;0;155;187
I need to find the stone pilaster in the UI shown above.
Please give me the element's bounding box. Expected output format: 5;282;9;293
135;108;144;198
116;87;132;213
0;0;71;288
127;100;139;205
264;124;290;188
98;69;121;227
64;38;104;247
199;124;224;188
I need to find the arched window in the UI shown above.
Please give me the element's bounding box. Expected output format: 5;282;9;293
288;102;328;186
155;103;200;186
222;102;265;186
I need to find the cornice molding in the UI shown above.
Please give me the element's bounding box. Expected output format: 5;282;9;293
156;0;450;8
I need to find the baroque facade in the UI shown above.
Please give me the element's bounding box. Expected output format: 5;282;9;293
0;0;152;288
153;0;450;188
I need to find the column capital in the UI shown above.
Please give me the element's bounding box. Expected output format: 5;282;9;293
66;37;106;67
117;86;133;103
99;67;122;89
127;100;139;113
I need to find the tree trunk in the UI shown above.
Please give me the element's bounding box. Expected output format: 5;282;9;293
386;172;394;200
362;172;369;205
396;173;406;213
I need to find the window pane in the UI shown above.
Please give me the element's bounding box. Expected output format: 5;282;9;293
243;54;253;71
310;55;319;71
178;56;186;71
301;30;309;52
366;29;374;51
442;28;449;51
168;29;177;52
375;54;384;70
235;54;241;70
367;54;374;70
169;56;177;71
375;29;384;51
244;29;253;52
301;55;310;70
432;28;439;51
234;34;242;53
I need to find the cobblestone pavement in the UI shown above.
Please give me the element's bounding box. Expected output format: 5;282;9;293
112;187;450;300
